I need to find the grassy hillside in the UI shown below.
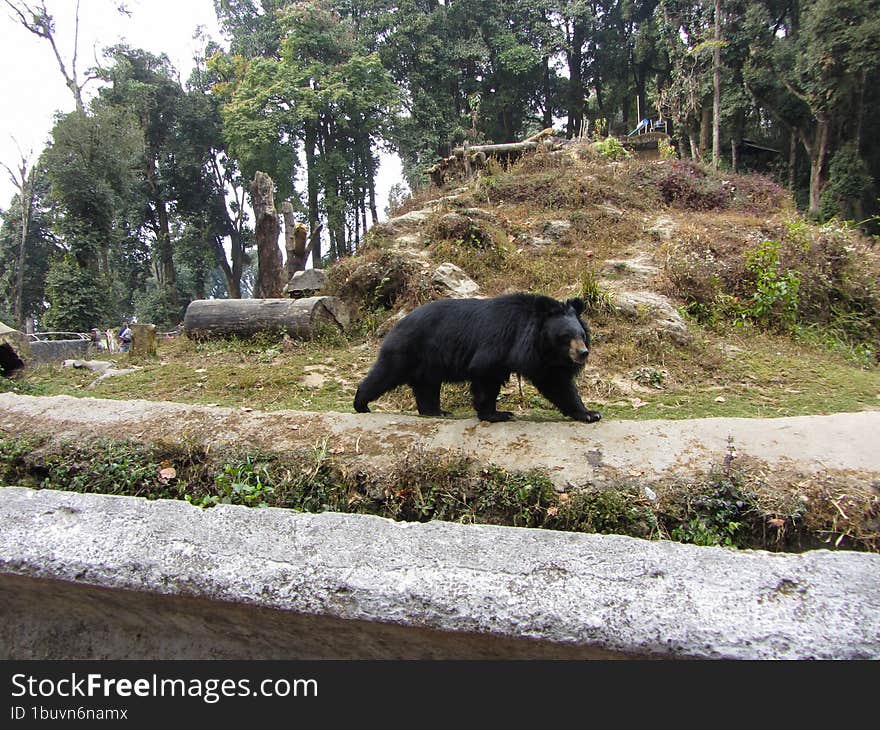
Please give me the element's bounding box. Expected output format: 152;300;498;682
8;143;878;423
4;145;880;552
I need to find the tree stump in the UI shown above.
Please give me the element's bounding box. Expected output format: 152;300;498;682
183;297;349;341
130;324;158;357
250;171;285;298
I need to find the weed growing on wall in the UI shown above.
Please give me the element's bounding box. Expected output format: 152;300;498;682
2;434;876;553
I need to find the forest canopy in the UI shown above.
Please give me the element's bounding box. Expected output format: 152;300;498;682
1;0;878;331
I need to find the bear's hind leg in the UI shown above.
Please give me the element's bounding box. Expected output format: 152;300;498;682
412;381;451;417
471;377;513;422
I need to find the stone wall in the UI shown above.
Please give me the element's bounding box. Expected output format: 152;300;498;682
1;487;878;660
27;339;91;364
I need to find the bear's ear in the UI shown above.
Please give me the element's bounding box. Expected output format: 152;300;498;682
566;298;586;316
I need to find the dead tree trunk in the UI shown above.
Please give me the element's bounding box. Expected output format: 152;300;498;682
183;297;349;341
129;323;157;358
250;171;285;298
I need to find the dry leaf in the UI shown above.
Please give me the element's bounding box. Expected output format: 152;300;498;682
158;467;177;482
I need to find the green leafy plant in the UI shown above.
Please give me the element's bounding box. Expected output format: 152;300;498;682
201;455;276;508
742;240;800;329
657;136;677;160
592;135;631;161
578;268;615;314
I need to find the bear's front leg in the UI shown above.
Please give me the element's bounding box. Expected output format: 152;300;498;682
471;377;514;422
531;375;601;423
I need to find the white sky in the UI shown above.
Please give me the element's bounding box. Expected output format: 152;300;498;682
0;0;220;206
0;0;403;219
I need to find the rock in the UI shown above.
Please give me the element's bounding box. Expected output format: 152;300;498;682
382;209;432;235
612;290;690;343
436;212;471;238
62;359;114;373
457;208;502;225
89;368;141;388
602;254;660;281
646;215;677;240
285;268;328;296
432;263;480;298
542;220;572;238
596;203;624;218
376;309;408;337
517;234;554;247
394;234;422;247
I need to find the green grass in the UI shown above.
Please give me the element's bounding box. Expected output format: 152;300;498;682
4;321;878;423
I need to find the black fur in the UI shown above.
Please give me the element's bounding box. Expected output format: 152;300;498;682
354;293;601;423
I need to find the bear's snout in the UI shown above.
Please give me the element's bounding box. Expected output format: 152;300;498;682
569;338;589;364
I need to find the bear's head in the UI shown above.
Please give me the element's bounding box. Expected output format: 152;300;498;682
538;297;591;370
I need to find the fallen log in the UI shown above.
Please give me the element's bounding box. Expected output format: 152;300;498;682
451;140;543;156
183;297;350;341
450;132;560;158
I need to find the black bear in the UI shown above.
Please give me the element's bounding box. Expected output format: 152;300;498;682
354;293;601;423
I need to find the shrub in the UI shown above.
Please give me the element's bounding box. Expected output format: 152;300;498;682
657;136;677;160
591;136;632;161
655;161;730;210
742;240;801;329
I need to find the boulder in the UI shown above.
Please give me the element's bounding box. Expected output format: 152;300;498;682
432;263;480;298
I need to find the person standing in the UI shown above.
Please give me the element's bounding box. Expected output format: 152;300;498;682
118;322;132;352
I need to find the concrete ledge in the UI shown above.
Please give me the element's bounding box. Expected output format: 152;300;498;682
2;393;879;488
1;487;878;659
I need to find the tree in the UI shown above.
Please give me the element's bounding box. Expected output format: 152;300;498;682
0;163;58;328
2;0;102;114
0;149;37;328
745;0;880;215
712;0;721;168
217;1;400;263
96;46;190;313
184;43;255;299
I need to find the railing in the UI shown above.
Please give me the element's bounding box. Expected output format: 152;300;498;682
27;332;90;342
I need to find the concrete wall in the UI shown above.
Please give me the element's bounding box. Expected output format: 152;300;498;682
1;487;878;660
27;339;91;364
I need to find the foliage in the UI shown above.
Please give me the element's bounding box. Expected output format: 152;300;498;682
742;240;801;329
0;166;57;326
4;431;875;552
42;255;114;332
132;280;185;329
821;144;876;223
8;0;880;329
578;268;615;315
657;136;677;160
640;160;731;210
591;136;631;161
